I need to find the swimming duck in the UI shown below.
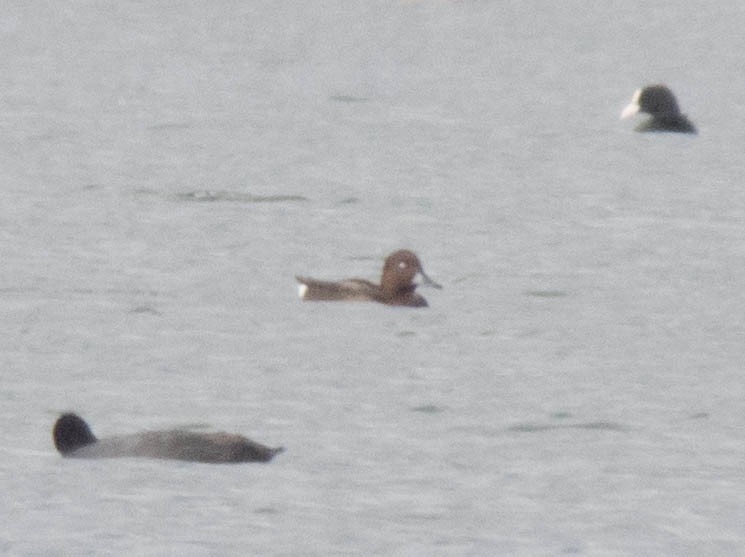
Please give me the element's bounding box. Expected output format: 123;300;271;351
52;413;283;463
620;84;696;133
296;249;441;307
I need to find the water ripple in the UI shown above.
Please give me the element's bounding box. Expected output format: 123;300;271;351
175;190;308;203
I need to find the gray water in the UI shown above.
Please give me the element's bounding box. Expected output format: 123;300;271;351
3;1;745;555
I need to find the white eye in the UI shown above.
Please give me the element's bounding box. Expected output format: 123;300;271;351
398;261;407;269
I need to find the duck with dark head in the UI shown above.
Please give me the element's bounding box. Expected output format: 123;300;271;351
621;84;697;133
296;249;441;307
53;413;284;464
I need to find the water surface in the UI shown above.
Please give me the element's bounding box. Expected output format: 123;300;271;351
3;1;745;555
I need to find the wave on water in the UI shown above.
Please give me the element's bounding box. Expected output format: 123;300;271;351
507;421;627;433
175;190;308;203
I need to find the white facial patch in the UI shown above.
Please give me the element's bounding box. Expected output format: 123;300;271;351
620;88;642;120
298;284;308;299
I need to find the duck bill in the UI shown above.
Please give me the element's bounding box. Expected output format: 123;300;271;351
620;88;642;119
418;270;442;289
620;102;639;119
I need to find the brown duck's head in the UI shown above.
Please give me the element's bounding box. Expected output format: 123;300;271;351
380;250;441;293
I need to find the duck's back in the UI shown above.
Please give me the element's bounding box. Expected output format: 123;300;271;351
68;430;282;463
638;113;697;133
296;276;379;302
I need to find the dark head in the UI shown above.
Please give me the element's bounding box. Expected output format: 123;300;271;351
380;250;441;294
642;85;682;115
53;413;97;455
